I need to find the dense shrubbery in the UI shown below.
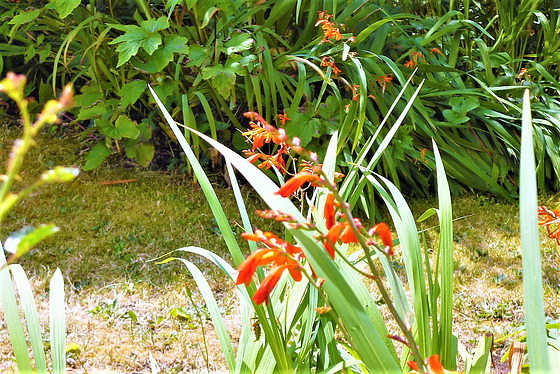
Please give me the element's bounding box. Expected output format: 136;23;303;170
1;1;559;203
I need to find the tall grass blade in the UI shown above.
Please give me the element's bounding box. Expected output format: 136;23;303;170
519;88;550;372
0;247;33;373
10;264;48;373
49;268;65;374
433;140;455;369
172;258;235;371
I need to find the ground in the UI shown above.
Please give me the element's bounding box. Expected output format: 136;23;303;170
1;121;559;373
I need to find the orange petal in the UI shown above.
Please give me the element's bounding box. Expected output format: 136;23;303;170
236;248;278;286
372;222;394;255
428;355;445;374
325;193;336;229
324;223;344;259
275;172;322;197
252;265;287;305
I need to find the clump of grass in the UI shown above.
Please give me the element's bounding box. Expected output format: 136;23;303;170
2;122;560;372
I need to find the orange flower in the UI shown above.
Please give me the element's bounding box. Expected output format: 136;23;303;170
236;247;282;286
351;84;360;101
275;110;290;126
252;263;302;305
321;56;333;67
275;172;323;197
538;205;560;244
368;223;394;255
408;354;462;374
324;218;362;258
242;122;284;150
244;151;287;172
237;229;304;305
430;47;444;56
404;60;416;69
331;63;342;76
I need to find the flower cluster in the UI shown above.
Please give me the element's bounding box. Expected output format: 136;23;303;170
321;56;342;76
236;230;304;305
242;112;290;173
538;205;560;244
404;51;426;69
374;74;394;94
316;11;344;43
236;168;395;305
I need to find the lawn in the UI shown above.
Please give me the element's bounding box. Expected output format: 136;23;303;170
2;121;560;372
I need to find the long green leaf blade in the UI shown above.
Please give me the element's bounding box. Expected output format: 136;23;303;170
0;247;33;373
519;89;550;372
10;264;48;373
433;140;455;369
50;268;66;374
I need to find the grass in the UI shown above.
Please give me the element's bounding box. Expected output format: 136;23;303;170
1;121;560;372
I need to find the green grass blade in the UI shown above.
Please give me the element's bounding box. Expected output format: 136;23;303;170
433;139;455;369
149;85;245;267
174;258;235;371
469;334;493;374
519;88;550;372
9;264;47;373
0;247;33;373
49;268;65;374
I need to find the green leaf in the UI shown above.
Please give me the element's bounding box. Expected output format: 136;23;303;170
98;116;139;140
186;45;208;67
119;80;147;107
74;85;103;108
46;0;81;19
110;25;163;67
131;35;189;73
449;96;480;115
50;268;65;374
9;265;48;373
225;33;254;55
3;224;59;259
141;16;169;33
284;114;321;147
520;89;550;372
135;143;155;167
77;102;108;120
41;167;80;183
442;109;469;124
202;64;236;100
84;142;112;170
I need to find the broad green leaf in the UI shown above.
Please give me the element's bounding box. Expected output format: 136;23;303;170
110;26;163;67
202;64;236;99
186;45;208;67
135;143;155;167
449;96;480;114
284;114;321;147
74;85;103;108
119;80;147;107
132;35;189;73
84;142;112;170
225;33;254;55
141;17;169;33
46;0;81;19
442;109;469;124
77;102;108;120
97;116;139;140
